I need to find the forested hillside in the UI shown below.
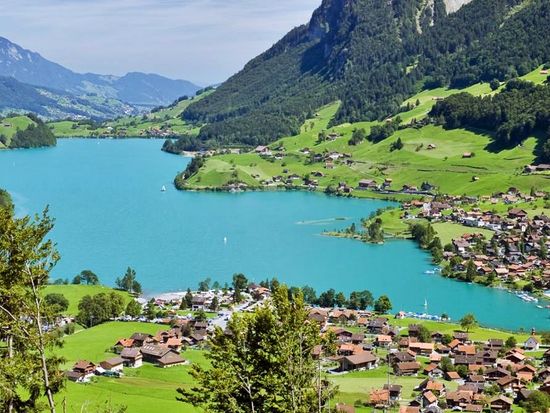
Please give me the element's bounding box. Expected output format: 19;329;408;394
182;0;550;148
430;79;550;161
0;114;56;149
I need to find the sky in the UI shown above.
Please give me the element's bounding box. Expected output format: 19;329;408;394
0;0;320;85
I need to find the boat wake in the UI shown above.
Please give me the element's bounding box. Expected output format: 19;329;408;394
296;217;349;225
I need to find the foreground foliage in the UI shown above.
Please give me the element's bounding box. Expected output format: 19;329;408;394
177;285;335;412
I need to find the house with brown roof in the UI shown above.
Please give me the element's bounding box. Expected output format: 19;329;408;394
422;391;438;408
395;361;422;376
409;342;434;356
72;360;96;379
99;357;124;372
369;389;389;407
446;390;474;408
489;395;513;412
375;335;393;347
338;352;378;372
120;347;143;368
383;384;402;401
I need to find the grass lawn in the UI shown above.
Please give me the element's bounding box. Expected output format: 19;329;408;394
432;222;494;245
43;285;132;316
55;321;203;412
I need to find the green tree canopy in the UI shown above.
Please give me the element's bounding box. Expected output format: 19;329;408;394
177;285;335;412
374;295;393;314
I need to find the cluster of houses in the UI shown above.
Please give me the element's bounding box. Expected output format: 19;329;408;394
309;308;549;413
402;189;550;291
65;320;214;383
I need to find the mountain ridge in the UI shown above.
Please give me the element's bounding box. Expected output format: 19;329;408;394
0;36;200;108
182;0;549;148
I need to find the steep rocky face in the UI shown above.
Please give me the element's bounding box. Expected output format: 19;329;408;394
444;0;474;12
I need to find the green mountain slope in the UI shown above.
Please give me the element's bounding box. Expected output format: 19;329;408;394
183;0;550;147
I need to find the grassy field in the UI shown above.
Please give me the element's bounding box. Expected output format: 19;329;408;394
54;321;201;412
43;285;132;316
0;115;36;147
431;222;495;245
184;67;550;196
53;317;535;413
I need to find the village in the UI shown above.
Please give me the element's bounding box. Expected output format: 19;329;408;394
61;282;550;413
400;188;550;297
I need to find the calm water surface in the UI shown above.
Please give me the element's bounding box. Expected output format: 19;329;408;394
0;139;547;331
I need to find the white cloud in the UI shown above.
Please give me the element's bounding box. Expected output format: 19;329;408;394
0;0;320;84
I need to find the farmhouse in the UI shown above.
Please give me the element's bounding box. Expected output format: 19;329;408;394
140;343;186;368
99;357;124;372
120;347;143;368
338;352;378;371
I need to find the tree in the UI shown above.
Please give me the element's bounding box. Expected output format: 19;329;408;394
115;267;141;294
209;296;220;312
72;275;82;284
459;313;478;332
301;286;317;304
505;336;517;349
374;295;392;314
489;79;500;91
317;289;336;307
177;285;335;412
464;259;477;282
348;290;374;310
125;300;142;318
185;288;193;309
44;293;69;314
232;273;248;303
76;292;125;327
417;325;431;343
521;391;550;413
195;309;207;322
78;269;99;285
335;292;347;308
0;208;64;412
198;277;211;292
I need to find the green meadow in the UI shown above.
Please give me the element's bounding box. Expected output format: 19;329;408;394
0;115;36;147
43;284;133;316
55;322;201;413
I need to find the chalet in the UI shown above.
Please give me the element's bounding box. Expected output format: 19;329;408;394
453;332;469;343
489;395;513;412
389;351;416;366
72;360;96;379
383;384;403;401
99;357;124;372
524;336;539;351
508;208;528;220
516;364;536;382
351;333;365;345
485;367;511;381
409;342;434;356
446;390;474;408
395;361;422;376
114;338;135;350
191;296;207;311
445;371;462;381
339;352;378;372
408;324;421;338
375;335;393;347
332;328;354;342
431;332;444;343
422;391;438;408
367;317;388;334
130;332;151;347
486;339;504;350
369;389;389;407
358;179;378;190
141;344;186;368
120;347;143;368
65;370;86;383
424;364;443;378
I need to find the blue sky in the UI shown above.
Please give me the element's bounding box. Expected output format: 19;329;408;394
0;0;320;85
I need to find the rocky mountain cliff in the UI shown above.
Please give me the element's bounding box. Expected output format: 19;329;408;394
183;0;549;148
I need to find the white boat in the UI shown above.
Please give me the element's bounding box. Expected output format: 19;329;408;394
161;185;166;192
424;298;428;308
223;236;227;244
424;270;435;275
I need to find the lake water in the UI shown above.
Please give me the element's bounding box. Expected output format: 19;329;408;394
0;139;547;331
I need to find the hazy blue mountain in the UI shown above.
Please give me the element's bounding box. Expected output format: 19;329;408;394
0;37;200;107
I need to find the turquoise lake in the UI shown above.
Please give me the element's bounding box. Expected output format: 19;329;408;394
0;139;548;331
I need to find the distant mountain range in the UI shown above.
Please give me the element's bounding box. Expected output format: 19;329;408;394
183;0;550;147
0;36;201;119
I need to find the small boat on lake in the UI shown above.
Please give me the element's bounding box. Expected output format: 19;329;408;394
161;185;166;192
